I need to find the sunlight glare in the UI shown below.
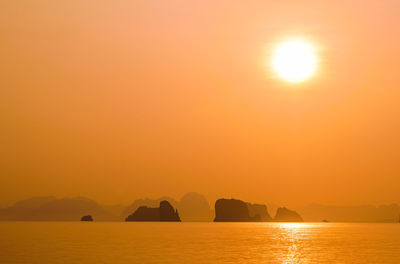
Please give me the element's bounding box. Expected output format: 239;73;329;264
272;40;317;83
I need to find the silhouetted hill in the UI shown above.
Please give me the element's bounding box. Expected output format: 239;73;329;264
179;192;212;221
214;198;262;222
0;197;114;221
274;207;303;222
125;200;180;221
0;196;58;220
27;197;111;221
247;203;272;221
0;206;30;220
295;203;400;222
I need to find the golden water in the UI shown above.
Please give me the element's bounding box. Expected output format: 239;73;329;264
1;222;399;263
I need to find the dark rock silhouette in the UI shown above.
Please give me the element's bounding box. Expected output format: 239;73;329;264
247;203;272;222
179;192;211;221
126;206;159;221
214;198;260;222
121;196;178;219
125;200;181;222
274;207;303;222
81;215;93;221
160;201;181;221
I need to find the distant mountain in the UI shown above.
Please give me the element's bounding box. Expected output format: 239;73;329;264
178;192;211;221
274;207;303;222
103;204;126;217
0;196;57;220
12;196;57;209
28;197;111;221
0;197;115;221
295;203;400;222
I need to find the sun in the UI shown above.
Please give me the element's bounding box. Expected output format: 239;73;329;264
272;40;317;83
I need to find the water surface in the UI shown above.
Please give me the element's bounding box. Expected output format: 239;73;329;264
1;222;399;263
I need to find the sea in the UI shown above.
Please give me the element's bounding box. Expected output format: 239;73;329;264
0;222;399;264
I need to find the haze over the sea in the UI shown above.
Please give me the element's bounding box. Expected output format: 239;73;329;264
2;0;400;208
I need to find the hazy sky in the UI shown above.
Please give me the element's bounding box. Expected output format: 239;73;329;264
1;0;400;207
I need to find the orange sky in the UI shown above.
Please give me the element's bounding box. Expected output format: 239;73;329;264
1;0;400;207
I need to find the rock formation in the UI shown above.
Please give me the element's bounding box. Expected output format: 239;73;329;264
160;201;181;221
81;215;93;221
125;200;181;222
274;207;303;222
214;198;260;222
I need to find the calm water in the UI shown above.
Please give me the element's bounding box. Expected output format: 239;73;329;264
1;222;399;264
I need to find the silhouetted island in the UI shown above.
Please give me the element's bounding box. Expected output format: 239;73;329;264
214;198;303;222
274;207;303;222
81;215;93;221
125;200;181;222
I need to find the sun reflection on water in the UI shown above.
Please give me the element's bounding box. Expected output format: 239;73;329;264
277;223;313;264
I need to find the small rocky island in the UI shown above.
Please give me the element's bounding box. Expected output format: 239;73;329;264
125;200;181;222
80;215;93;221
214;198;303;222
